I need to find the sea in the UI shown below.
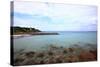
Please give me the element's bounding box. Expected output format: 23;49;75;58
13;31;97;53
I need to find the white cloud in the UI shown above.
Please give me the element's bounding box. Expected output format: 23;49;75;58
14;1;97;31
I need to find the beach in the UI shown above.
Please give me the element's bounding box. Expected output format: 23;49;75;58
12;32;59;39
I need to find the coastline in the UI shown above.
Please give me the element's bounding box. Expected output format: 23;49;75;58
12;32;59;39
12;34;31;39
30;32;59;35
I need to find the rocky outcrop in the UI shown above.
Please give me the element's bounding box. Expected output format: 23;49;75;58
14;44;97;66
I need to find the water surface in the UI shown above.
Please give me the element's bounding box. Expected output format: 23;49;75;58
13;31;97;52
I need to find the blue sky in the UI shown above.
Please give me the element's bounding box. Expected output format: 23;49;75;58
13;2;97;31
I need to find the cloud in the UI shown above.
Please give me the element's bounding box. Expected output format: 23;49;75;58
13;1;97;31
14;12;33;19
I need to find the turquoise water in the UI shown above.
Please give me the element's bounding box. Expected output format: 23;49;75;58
14;31;97;52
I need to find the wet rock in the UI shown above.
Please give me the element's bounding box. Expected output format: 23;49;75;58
34;58;44;64
25;51;35;58
15;53;26;60
49;45;59;50
14;58;25;64
53;54;64;63
36;52;44;58
56;57;64;63
48;51;54;56
38;60;45;64
43;58;51;64
14;56;25;66
49;59;57;63
89;50;97;60
79;51;96;61
74;44;79;47
60;46;64;49
63;48;68;53
68;48;74;53
64;55;79;62
21;58;36;65
89;50;97;55
13;43;97;65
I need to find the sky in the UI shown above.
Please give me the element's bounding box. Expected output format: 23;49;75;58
13;2;97;31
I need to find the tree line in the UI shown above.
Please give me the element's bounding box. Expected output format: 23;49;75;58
11;26;41;34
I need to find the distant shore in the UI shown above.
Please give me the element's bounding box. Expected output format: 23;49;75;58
30;32;59;35
12;34;31;39
12;32;59;39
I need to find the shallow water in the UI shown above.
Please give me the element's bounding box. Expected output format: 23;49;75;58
13;31;97;52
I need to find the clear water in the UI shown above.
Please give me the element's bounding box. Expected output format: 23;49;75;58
13;31;97;52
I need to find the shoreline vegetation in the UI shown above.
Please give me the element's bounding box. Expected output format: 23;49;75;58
11;26;59;38
14;43;97;66
11;26;59;35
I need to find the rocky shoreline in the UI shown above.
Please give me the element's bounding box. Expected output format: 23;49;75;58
13;44;97;66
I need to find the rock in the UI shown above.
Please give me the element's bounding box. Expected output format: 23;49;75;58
89;50;97;60
64;55;79;62
68;48;74;53
14;58;25;64
63;48;68;53
43;58;51;64
53;54;64;63
48;51;54;56
49;45;59;50
25;51;35;58
79;51;96;61
60;46;64;49
14;56;25;65
36;52;44;58
13;44;97;65
22;58;36;65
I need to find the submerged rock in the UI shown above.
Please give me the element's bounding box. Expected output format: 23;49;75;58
48;51;54;56
79;51;96;61
63;48;68;53
14;54;26;65
14;58;25;65
25;51;35;58
36;52;45;58
68;48;74;53
89;50;97;60
13;43;97;65
64;55;79;62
